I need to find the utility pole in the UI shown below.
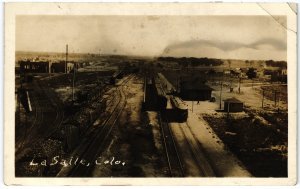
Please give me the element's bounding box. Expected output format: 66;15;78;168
227;102;230;119
229;61;232;92
65;44;68;73
278;92;280;107
219;71;224;110
238;76;241;94
262;89;265;108
72;62;76;102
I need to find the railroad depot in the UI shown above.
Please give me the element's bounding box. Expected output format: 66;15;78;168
179;80;213;101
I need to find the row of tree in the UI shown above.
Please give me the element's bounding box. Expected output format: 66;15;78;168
265;60;287;68
157;57;224;67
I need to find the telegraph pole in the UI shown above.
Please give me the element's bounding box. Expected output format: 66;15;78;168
262;89;265;108
227;102;230;119
229;61;232;92
277;92;280;113
238;76;241;94
219;81;223;109
219;70;224;110
72;62;76;102
65;44;68;73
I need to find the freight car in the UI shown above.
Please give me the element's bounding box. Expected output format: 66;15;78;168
155;79;168;110
143;76;168;111
143;77;155;111
167;96;188;122
109;70;124;84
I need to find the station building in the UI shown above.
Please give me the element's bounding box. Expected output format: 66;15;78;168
179;80;213;101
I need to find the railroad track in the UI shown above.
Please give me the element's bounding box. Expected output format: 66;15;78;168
15;79;65;155
62;75;132;177
154;76;185;177
159;115;185;177
70;74;134;140
16;73;124;157
156;74;215;177
177;122;215;177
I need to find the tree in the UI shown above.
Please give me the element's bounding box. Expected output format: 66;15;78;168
246;67;257;88
246;67;257;79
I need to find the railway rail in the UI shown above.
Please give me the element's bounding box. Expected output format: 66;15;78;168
158;114;185;177
155;77;185;177
15;79;65;155
177;122;215;177
16;72;114;154
156;74;215;177
60;75;133;177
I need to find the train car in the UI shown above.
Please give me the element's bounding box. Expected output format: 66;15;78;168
168;96;188;122
116;71;124;79
143;77;156;111
155;80;168;110
143;76;168;111
109;70;124;84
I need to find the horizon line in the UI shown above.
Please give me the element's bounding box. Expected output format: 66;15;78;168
15;50;287;62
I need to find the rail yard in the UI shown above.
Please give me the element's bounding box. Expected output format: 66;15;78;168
15;52;288;177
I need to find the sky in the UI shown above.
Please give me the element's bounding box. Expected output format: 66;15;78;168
16;15;287;61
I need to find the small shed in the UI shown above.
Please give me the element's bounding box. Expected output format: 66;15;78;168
223;97;244;112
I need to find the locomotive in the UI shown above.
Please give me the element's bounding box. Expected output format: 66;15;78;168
143;74;188;123
154;78;168;110
167;96;188;123
143;76;168;111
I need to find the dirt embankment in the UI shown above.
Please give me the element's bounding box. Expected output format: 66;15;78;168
203;110;287;177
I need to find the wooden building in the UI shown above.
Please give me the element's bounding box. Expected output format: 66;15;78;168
223;97;244;112
179;81;212;101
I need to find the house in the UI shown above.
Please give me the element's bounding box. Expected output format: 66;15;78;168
223;97;244;112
